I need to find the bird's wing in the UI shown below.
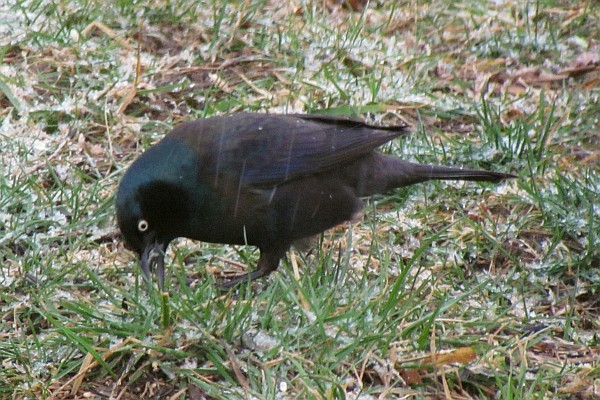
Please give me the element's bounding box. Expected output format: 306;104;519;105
172;113;410;186
224;114;409;185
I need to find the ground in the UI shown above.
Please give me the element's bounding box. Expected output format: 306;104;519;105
0;1;598;399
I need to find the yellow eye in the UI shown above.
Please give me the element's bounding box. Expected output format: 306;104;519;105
137;219;149;232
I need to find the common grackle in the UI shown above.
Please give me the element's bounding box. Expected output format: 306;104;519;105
116;113;515;290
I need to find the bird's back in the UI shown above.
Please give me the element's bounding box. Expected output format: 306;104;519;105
167;113;409;187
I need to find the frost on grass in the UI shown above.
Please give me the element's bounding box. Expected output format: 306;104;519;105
0;0;598;398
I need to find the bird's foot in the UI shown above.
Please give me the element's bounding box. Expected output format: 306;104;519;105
216;268;274;291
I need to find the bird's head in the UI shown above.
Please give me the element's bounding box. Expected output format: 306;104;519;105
115;137;201;290
116;180;186;290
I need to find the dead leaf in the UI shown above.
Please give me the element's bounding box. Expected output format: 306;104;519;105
431;347;477;365
399;368;423;385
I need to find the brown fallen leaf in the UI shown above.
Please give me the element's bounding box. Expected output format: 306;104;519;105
430;347;477;365
399;368;423;385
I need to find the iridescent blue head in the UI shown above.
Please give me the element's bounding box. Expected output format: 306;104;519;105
116;136;200;290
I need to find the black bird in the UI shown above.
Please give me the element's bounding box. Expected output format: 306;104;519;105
116;113;514;290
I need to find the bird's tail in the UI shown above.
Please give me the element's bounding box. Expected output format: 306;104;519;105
406;162;515;183
358;155;515;196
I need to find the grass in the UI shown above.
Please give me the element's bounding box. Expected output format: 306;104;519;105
1;0;599;399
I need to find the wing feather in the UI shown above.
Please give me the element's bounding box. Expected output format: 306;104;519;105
173;113;410;186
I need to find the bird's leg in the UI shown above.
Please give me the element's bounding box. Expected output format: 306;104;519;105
218;247;287;289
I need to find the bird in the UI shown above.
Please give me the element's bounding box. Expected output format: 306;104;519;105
115;113;515;290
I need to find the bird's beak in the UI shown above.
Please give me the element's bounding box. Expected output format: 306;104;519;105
140;240;167;290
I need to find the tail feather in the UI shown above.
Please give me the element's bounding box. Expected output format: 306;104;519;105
410;163;516;183
361;156;516;195
353;155;516;196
